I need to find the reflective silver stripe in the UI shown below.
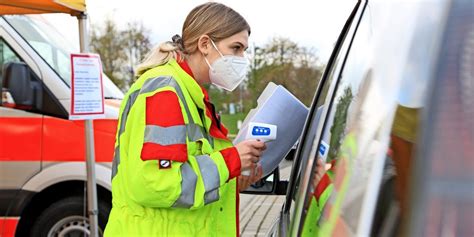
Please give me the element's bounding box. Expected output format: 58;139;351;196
144;125;187;145
144;124;205;145
196;155;220;204
172;163;197;208
187;123;206;142
119;90;140;136
205;189;219;204
112;90;140;180
111;146;120;179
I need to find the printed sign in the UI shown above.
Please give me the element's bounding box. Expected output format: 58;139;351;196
70;53;105;120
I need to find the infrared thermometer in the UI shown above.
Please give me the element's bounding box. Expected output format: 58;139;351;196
242;122;277;176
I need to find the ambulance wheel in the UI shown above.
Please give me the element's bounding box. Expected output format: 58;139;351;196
30;196;111;237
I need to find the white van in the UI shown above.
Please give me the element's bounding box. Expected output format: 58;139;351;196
0;15;123;236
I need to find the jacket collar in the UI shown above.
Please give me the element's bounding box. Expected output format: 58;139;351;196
168;59;206;110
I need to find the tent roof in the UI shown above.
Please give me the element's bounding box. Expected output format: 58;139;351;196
0;0;85;16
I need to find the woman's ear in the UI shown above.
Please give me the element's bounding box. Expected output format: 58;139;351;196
197;35;211;55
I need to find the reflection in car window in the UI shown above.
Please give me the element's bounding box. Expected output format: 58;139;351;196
286;0;357;217
299;1;447;236
285;2;361;235
300;8;377;236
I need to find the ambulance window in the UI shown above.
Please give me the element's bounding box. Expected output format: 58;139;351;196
1;38;23;106
0;39;22;74
0;38;68;118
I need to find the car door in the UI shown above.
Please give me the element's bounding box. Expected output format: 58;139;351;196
292;0;454;236
265;1;364;236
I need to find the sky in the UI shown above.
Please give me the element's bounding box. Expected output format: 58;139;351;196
44;0;355;63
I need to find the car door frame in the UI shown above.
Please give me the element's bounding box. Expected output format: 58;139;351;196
277;1;368;236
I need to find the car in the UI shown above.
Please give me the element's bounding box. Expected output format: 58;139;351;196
244;0;474;236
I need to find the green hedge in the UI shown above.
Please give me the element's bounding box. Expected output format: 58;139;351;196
220;113;246;137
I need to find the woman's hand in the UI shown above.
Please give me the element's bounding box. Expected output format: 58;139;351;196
312;158;325;188
235;140;266;171
238;164;263;191
312;158;330;189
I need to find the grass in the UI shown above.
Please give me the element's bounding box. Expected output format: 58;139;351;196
221;113;246;137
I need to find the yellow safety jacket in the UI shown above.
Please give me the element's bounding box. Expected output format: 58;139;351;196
104;59;241;236
302;134;357;236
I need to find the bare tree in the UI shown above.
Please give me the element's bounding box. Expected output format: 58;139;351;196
90;19;152;91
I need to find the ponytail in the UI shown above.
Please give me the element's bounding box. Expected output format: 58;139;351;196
136;2;250;77
136;34;185;77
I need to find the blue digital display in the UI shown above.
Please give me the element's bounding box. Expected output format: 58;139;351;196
319;143;326;155
251;126;271;136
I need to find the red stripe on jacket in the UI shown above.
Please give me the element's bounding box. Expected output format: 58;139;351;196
314;172;332;201
141;91;187;162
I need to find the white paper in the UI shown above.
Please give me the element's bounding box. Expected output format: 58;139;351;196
69;53;105;120
234;82;309;176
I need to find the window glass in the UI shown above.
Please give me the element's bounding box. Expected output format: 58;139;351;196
1;38;23;107
1;38;67;118
4;15;124;99
285;0;360;233
299;8;377;236
0;39;22;73
299;1;445;236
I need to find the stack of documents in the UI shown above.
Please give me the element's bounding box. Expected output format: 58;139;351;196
234;82;309;176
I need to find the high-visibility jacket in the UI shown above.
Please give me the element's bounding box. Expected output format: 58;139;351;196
104;59;242;237
301;134;357;236
301;166;335;236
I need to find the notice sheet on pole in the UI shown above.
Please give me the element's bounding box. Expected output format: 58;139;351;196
69;53;105;120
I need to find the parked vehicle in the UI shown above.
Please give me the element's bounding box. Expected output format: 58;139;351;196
2;0;472;236
0;13;123;237
245;0;473;236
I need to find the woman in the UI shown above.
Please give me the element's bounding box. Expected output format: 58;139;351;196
104;2;266;236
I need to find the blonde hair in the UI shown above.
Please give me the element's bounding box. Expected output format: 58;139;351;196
136;2;251;77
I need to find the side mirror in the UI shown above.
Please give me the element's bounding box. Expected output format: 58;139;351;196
2;62;42;110
241;167;288;195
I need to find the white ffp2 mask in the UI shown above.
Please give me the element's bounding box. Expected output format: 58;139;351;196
204;40;249;91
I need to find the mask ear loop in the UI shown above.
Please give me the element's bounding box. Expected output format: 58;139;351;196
210;40;226;59
204;39;226;73
203;55;215;73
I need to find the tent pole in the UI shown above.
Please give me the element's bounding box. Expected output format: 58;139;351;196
78;12;99;237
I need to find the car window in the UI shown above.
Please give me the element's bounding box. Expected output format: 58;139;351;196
302;8;374;236
283;1;361;235
297;1;449;236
